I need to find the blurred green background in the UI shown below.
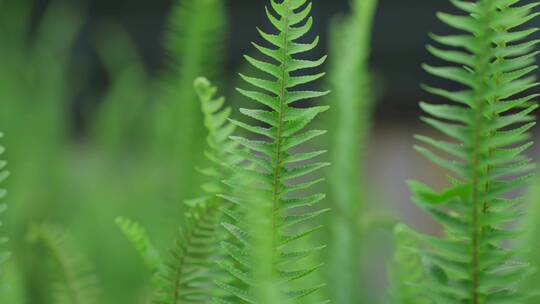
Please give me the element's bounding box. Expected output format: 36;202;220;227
0;0;539;303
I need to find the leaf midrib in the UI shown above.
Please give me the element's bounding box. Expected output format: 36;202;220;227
271;0;291;269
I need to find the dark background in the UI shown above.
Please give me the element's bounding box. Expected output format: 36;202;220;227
28;0;465;129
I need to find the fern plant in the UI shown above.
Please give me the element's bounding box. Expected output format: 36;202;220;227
215;0;330;302
152;0;227;202
148;77;238;303
29;224;100;304
402;0;539;303
324;0;378;302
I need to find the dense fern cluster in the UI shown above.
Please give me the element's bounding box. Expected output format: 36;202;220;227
3;0;540;303
404;0;539;302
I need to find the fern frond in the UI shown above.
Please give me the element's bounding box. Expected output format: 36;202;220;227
115;217;163;275
218;0;330;302
153;78;237;304
152;0;227;201
407;0;539;303
325;0;378;302
29;224;100;304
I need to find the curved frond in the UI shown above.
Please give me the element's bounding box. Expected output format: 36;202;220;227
217;0;330;302
406;0;539;303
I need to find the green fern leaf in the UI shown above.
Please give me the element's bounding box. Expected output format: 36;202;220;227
153;77;238;304
217;0;330;302
405;0;539;303
29;224;100;304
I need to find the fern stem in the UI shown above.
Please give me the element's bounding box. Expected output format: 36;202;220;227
271;0;291;266
471;1;493;302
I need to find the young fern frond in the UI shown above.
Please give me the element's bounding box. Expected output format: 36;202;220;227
217;0;330;302
406;0;539;302
29;224;100;304
325;0;378;302
153;78;238;304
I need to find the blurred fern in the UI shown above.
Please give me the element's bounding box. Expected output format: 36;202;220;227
388;224;431;304
401;0;539;302
526;163;540;302
152;0;228;202
29;225;100;304
0;134;9;277
324;0;378;302
216;0;330;302
91;24;151;156
0;1;82;302
116;77;238;303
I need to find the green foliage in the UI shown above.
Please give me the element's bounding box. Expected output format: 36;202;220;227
152;77;237;303
115;217;164;275
216;0;330;302
325;0;378;302
152;0;228;201
0;2;82;302
91;24;151;155
525;165;540;303
29;224;100;304
0;134;9;273
403;0;539;302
